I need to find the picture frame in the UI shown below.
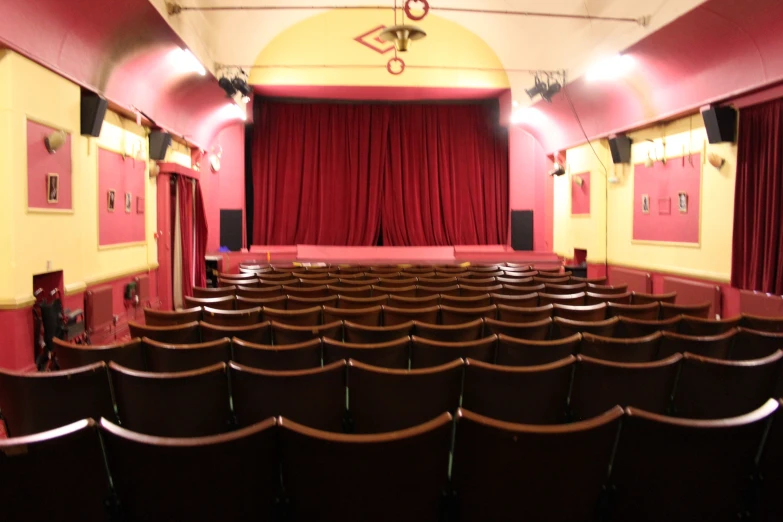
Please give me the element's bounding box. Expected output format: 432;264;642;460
641;194;650;214
107;189;116;212
125;192;132;214
678;192;688;213
136;196;145;214
46;173;59;204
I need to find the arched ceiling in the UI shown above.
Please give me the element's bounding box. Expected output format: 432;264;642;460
154;0;708;104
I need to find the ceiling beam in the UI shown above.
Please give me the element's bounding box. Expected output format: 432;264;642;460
165;2;649;26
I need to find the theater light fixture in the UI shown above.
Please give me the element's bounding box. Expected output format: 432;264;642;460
232;76;252;104
549;162;566;177
708;152;725;170
573;175;584;186
218;77;237;97
526;73;563;104
379;24;427;52
44;130;66;154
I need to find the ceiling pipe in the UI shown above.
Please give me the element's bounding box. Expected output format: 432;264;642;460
165;2;649;26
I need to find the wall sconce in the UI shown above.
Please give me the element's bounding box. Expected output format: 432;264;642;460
644;139;666;167
708;152;725;170
573;176;584;187
44;130;66;154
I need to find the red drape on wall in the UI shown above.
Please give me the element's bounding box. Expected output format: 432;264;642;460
177;176;195;298
732;98;783;294
194;180;208;288
251;100;508;246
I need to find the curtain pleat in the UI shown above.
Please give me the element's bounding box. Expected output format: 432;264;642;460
732;98;783;294
251;100;508;246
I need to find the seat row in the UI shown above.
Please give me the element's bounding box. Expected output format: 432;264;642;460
3;400;783;522
4;349;783;439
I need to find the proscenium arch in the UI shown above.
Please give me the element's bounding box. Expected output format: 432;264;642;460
249;9;510;90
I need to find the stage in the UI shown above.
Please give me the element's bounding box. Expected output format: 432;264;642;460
209;245;562;273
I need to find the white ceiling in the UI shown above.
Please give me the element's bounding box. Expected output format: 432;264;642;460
153;0;708;103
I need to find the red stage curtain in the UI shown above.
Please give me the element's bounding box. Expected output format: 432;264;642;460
177;176;195;298
194;180;208;288
250;101;508;246
732;98;783;294
251;102;387;245
383;104;508;245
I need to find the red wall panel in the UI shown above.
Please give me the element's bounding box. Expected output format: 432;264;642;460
98;148;146;246
27;120;72;211
633;155;701;244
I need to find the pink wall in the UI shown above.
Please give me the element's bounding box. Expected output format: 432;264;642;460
517;0;783;154
203;122;246;252
632;155;701;243
0;308;35;371
571;172;590;215
508;126;554;251
98;148;146;245
27;120;72;210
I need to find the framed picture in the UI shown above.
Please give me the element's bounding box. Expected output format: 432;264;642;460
678;192;688;213
125;192;132;213
641;194;650;214
107;190;116;212
136;196;145;214
46;173;59;204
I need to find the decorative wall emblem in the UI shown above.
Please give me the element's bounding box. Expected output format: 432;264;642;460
354;25;396;54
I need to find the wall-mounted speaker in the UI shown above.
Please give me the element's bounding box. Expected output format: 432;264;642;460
608;135;632;164
80;92;108;137
701;106;737;144
149;131;172;161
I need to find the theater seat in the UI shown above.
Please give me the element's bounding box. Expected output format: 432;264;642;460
337;295;388;308
53;337;145;371
142;337;231;372
229;360;345;432
382;305;439;326
271;320;343;345
453;406;622;522
0;362;116;437
144;307;202;326
323;305;382;326
660;301;712;319
199;321;272;344
672;351;783;419
184;295;236;310
580;332;663;363
343;321;414;344
261;306;322;326
201;306;261;327
109;362;230;437
615;316;681;338
489;292;538;308
279;413;452;522
129;320;201;345
412;318;485;342
551;317;619;339
100;417;279;522
440;304;497;325
678;315;742;336
232;338;322;371
757;400;783;522
0;419;112;522
495;333;581;366
485;317;552;341
462;356;574;424
740;314;783;333
609;400;778;522
658;329;737;359
347;358;463;433
322;336;410;369
236;295;287;311
732;327;783;360
496;304;554;323
570;353;681;420
410;335;497;368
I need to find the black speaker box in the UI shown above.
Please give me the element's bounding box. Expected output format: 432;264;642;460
80;92;108;137
149;131;172;161
510;210;534;251
702;106;737;143
609;135;632;164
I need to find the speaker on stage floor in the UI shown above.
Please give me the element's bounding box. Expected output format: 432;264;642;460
511;210;534;251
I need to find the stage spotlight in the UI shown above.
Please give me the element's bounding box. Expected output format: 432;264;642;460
526;77;547;99
548;162;566;177
45;130;66;154
232;77;252;99
218;77;237;97
541;81;562;103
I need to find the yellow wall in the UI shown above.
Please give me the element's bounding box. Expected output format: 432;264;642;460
552;141;610;266
0;51;191;305
553;113;737;282
250;10;510;89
